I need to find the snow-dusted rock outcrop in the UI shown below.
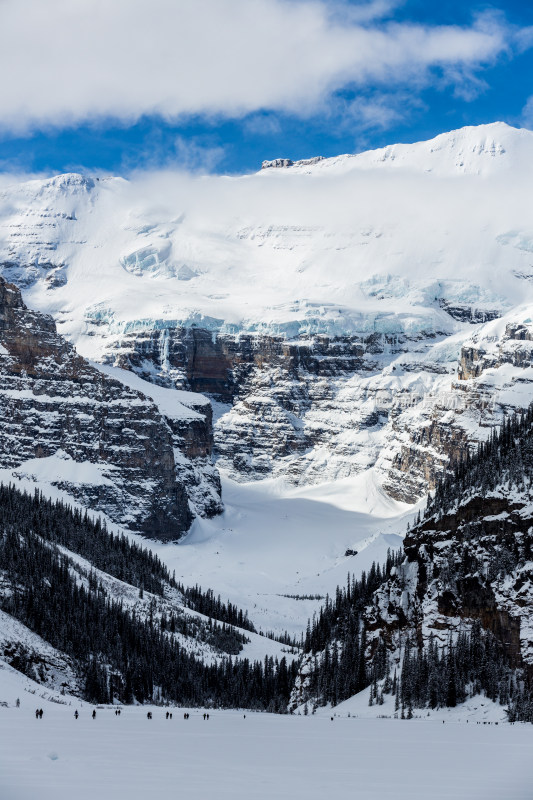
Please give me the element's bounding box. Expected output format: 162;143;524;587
366;412;533;671
0;278;221;538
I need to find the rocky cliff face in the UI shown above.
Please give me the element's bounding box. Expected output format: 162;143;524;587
97;324;442;488
95;317;489;500
366;497;531;667
366;415;533;672
384;315;533;501
0;279;221;538
71;294;533;507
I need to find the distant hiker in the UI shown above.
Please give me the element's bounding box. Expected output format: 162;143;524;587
39;709;43;718
203;713;206;720
207;714;209;720
16;698;20;708
74;710;79;719
35;709;39;719
147;712;152;720
170;713;173;719
166;711;169;720
243;715;246;719
92;709;96;719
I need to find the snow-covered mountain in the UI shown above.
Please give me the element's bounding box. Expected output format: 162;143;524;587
2;122;533;501
6;122;533;716
3;122;531;341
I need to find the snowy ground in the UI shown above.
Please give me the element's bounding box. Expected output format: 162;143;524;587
0;458;411;638
0;456;412;636
0;458;412;654
314;682;510;725
1;661;532;800
151;471;412;636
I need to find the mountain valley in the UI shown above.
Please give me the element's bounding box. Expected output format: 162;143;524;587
3;123;533;721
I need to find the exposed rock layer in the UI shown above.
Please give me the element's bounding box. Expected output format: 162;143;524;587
366;493;533;670
100;323;468;501
0;279;223;539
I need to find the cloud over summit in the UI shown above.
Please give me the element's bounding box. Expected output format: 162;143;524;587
0;0;520;132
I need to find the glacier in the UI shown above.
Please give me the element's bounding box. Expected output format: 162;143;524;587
3;121;533;501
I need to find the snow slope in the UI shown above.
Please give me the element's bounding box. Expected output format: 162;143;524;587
315;683;509;724
0;458;411;637
151;471;411;636
93;362;209;421
0;122;531;352
1;661;532;800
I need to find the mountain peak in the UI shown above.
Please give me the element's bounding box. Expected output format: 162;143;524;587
35;172;96;193
266;122;532;178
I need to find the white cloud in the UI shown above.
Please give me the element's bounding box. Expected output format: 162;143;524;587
521;96;533;130
323;0;403;24
514;23;533;53
347;96;404;130
172;137;226;173
244;115;283;137
0;0;521;132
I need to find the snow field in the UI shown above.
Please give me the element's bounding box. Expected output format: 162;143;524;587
1;696;532;800
0;461;411;641
2;123;532;354
151;473;410;637
0;461;410;661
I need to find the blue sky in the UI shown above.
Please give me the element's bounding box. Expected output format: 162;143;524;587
0;0;532;176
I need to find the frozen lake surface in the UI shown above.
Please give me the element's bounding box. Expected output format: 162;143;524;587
1;700;532;800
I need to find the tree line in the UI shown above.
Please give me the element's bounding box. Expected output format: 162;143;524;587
301;551;403;707
0;482;297;710
426;405;533;522
0;484;259;633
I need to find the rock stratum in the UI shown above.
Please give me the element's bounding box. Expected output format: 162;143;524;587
0;278;221;539
94;311;533;505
